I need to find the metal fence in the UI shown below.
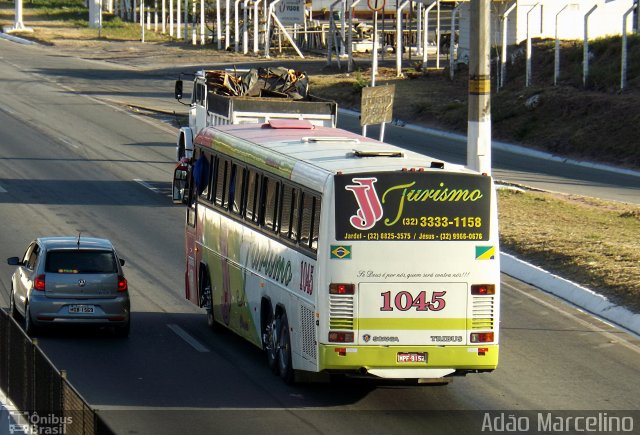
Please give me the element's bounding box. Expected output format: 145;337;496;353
0;309;114;435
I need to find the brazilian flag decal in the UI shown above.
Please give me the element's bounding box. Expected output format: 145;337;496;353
475;246;495;260
331;245;352;260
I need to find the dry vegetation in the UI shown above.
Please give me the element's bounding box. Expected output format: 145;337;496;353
498;189;640;312
2;0;639;312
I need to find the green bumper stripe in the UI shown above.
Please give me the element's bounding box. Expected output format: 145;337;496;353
356;318;492;330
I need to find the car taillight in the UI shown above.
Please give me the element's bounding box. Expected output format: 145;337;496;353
329;283;355;295
118;276;128;292
34;275;46;291
471;284;495;295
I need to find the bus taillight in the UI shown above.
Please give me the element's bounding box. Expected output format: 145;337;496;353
329;283;355;295
471;284;495;295
470;332;494;343
328;331;354;343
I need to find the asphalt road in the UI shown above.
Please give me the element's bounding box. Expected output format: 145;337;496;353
1;38;640;435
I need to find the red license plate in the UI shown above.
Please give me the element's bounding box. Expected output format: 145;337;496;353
397;352;427;363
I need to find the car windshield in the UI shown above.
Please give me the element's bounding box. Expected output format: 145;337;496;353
45;250;117;274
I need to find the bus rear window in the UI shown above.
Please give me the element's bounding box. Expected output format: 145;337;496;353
334;172;491;242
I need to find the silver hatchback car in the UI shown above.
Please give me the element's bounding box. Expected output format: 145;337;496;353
6;236;130;337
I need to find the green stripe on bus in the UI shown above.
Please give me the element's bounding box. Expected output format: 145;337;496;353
354;318;495;330
212;136;296;179
357;318;469;330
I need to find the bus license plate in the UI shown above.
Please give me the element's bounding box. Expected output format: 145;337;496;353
397;352;427;363
69;305;95;314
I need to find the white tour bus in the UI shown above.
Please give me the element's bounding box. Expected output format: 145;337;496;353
172;120;500;384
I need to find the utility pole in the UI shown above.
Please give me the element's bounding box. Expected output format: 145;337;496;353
467;0;491;174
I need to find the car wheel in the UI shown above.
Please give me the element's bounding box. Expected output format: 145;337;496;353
114;321;130;338
24;304;38;337
276;312;294;384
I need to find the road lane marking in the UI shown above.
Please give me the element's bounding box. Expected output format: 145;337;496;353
134;178;161;194
503;281;640;354
167;324;210;353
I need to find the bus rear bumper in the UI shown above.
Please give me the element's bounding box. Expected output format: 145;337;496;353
318;344;499;379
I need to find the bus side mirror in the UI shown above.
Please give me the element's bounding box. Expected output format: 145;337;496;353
175;80;183;101
172;164;189;204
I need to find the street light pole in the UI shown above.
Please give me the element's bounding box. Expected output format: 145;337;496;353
467;0;491;174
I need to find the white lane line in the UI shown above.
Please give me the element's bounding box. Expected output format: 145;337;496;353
167;324;210;353
133;178;161;194
503;281;640;354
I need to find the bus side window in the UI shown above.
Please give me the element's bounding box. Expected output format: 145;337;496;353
262;177;280;232
232;165;246;215
299;192;313;248
209;155;218;202
224;161;235;210
311;196;321;251
198;152;213;201
245;169;260;224
279;185;299;241
215;158;229;207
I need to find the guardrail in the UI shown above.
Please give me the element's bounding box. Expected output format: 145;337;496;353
0;309;114;435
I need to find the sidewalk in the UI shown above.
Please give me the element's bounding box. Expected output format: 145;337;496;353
0;391;27;435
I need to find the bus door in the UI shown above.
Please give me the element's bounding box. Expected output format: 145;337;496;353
174;161;200;304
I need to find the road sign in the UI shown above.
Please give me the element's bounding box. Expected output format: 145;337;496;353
275;0;305;25
360;85;395;126
367;0;385;12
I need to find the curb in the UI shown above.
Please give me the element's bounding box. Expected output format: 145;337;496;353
0;31;37;45
501;253;640;336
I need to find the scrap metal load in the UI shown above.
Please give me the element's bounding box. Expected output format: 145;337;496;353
204;67;310;100
175;66;338;161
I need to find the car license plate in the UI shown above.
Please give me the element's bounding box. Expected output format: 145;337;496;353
397;352;427;363
69;305;95;314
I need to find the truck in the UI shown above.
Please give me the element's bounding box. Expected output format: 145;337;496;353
174;66;338;161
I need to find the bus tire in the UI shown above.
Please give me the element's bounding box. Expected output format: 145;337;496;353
262;307;278;373
276;311;294;384
200;267;217;330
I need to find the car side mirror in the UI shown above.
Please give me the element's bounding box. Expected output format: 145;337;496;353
119;259;126;267
7;257;22;266
175;80;183;101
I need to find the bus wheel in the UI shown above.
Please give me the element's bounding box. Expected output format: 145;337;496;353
200;270;217;330
264;313;278;374
276;312;294;384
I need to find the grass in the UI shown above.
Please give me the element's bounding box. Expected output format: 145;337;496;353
498;189;640;312
0;0;172;43
2;0;639;313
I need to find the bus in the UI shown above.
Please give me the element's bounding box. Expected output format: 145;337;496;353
172;120;500;384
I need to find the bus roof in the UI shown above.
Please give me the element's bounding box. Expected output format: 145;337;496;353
194;122;477;192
